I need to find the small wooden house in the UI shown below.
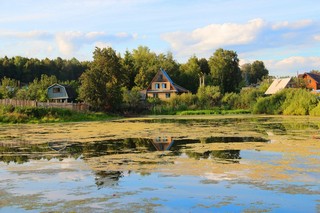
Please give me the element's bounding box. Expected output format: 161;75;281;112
146;69;189;100
47;83;76;102
300;72;320;91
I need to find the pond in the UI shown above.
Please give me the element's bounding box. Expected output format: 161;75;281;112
0;115;319;212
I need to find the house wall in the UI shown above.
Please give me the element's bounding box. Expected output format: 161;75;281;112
151;82;170;91
48;85;68;99
147;92;177;100
303;75;319;90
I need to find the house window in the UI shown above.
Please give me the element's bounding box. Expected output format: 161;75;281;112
159;74;163;80
162;83;167;89
155;83;160;89
53;88;61;93
165;93;171;98
153;93;158;98
308;79;312;84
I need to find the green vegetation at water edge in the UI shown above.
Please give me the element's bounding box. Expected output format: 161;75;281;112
0;105;116;123
176;109;251;115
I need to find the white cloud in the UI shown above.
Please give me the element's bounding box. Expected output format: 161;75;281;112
272;19;312;30
85;31;106;39
55;32;78;56
314;35;320;41
162;19;265;56
265;56;320;76
0;30;50;39
54;31;137;56
95;41;112;49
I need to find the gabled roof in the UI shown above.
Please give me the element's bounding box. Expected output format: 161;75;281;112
265;77;292;95
48;83;76;99
303;72;320;83
147;68;189;93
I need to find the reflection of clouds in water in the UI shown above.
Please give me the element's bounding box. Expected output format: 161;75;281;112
203;173;234;181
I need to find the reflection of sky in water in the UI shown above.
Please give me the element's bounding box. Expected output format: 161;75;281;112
240;150;283;164
0;157;319;212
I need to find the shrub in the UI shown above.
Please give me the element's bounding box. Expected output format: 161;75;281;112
310;102;320;116
221;92;239;109
282;89;318;115
196;85;221;109
252;89;319;115
252;90;287;114
234;87;263;110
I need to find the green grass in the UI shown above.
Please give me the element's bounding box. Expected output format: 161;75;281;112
176;109;251;115
0;105;118;123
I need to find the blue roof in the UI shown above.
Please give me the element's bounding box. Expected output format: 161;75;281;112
160;68;177;90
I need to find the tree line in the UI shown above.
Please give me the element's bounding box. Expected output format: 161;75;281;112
0;46;269;112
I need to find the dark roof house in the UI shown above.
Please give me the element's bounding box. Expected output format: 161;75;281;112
300;72;320;90
146;68;189;100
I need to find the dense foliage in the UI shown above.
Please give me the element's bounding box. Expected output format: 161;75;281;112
0;105;115;123
79;47;124;111
2;46;319;117
253;88;319;115
0;56;88;83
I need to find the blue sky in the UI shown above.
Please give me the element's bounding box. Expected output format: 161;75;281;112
0;0;319;76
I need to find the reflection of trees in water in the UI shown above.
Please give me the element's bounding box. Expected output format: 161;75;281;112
94;170;129;189
0;137;250;164
185;150;241;162
0;138;156;164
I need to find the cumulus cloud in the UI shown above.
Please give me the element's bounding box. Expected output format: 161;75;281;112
54;31;136;56
162;19;320;60
271;19;312;30
0;29;137;58
265;56;320;76
162;19;265;56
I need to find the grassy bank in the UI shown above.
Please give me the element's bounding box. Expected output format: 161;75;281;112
175;109;251;115
0;105;117;123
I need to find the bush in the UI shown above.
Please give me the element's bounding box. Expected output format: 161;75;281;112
234;87;263;110
0;105;115;123
282;89;318;115
252;91;287;114
221;92;239;109
196;85;221;109
252;89;319;115
310;102;320;116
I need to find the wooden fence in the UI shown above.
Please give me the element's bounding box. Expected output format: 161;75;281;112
0;99;89;111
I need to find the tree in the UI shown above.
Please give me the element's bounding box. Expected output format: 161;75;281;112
0;77;18;98
122;86;142;111
79;47;124;111
133;46;158;89
250;61;268;84
179;56;202;93
157;52;180;81
198;58;210;75
121;50;137;89
241;61;269;85
27;74;57;101
209;48;242;94
240;63;251;85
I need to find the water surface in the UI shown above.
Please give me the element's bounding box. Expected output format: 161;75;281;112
0;115;319;212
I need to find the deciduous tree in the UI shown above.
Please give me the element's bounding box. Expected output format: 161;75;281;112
79;47;124;111
209;48;242;94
